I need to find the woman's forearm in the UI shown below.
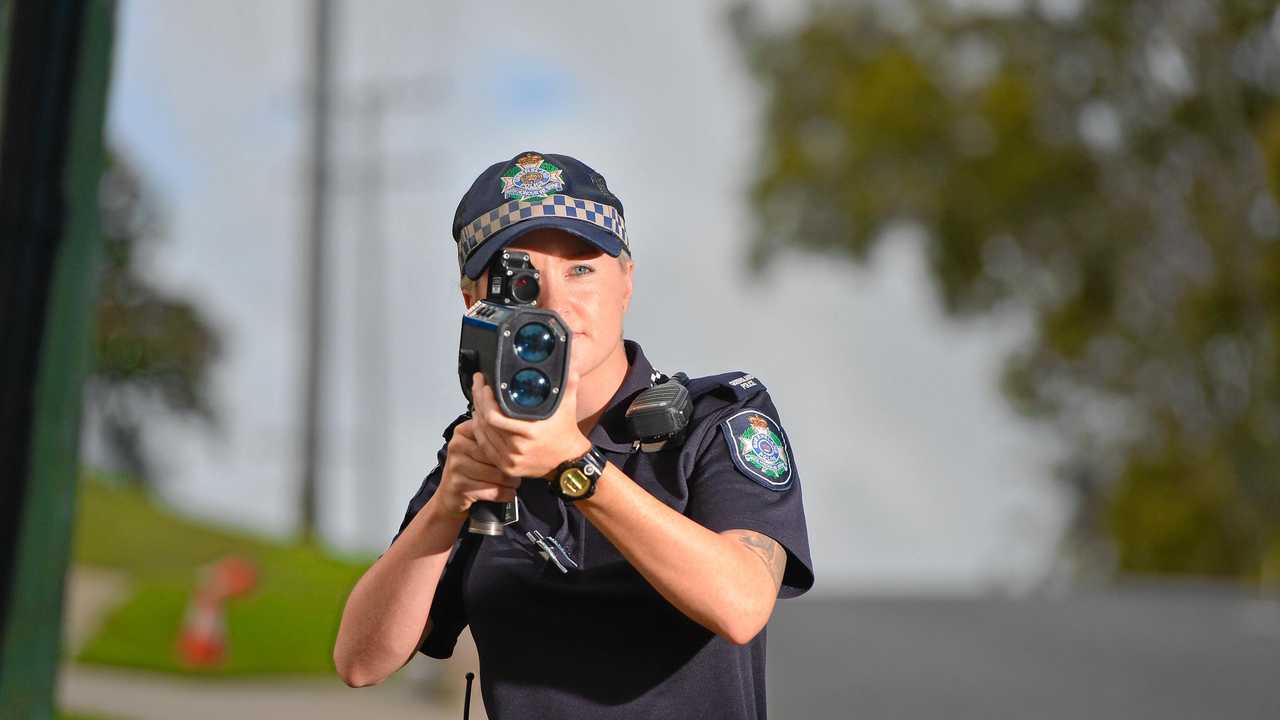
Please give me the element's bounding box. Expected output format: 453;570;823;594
576;463;780;645
333;496;465;686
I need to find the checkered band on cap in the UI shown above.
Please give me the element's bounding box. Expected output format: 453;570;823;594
456;194;629;268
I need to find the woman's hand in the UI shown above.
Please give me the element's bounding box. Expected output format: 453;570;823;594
469;371;592;479
433;419;522;517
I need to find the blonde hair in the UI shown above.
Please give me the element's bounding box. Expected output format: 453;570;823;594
460;273;479;300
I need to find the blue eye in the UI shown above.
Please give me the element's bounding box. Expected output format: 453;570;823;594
570;264;594;276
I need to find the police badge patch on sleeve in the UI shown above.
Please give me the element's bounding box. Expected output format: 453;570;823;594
719;410;793;491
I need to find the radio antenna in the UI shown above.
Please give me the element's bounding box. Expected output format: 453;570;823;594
462;671;475;720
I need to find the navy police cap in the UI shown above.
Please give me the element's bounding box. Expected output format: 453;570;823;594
452;151;628;279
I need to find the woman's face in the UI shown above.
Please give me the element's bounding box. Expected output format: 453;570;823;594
466;228;633;380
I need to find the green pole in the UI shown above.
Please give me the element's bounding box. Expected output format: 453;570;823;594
0;1;115;718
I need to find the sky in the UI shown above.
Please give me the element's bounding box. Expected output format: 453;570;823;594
98;0;1069;593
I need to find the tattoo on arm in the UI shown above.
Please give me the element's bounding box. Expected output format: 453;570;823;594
723;530;786;591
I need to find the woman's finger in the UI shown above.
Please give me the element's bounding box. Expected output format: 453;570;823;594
472;373;491;414
453;456;519;488
453;420;475;439
480;406;537;438
469;411;499;459
481;487;516;504
453;474;516;504
474;373;539;439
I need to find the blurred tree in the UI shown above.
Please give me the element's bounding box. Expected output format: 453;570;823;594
732;0;1280;582
87;153;221;488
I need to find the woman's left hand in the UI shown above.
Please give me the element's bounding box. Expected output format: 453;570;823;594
469;370;592;478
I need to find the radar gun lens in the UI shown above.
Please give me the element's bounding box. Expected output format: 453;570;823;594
513;322;555;363
508;368;550;408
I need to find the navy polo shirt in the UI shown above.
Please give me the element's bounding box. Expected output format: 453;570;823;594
392;340;814;719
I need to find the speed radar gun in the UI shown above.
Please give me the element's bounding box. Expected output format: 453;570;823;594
458;249;572;535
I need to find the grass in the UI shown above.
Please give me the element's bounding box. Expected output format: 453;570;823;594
73;472;371;676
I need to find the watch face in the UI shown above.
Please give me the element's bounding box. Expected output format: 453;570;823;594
559;468;591;498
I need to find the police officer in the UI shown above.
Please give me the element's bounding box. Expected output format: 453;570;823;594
334;151;814;719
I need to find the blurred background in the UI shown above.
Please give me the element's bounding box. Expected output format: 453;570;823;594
6;0;1280;718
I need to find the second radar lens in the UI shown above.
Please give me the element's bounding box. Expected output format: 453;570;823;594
508;368;550;408
513;322;555;363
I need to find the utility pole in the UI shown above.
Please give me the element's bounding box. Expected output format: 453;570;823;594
298;0;333;543
353;89;389;546
334;76;440;547
288;0;441;548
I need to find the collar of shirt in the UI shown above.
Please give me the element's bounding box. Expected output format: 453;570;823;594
585;339;654;453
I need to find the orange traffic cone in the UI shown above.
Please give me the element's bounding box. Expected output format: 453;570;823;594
210;556;257;601
177;592;226;667
175;556;259;668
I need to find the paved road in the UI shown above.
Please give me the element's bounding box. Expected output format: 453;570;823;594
58;566;487;720
60;576;1280;719
58;663;484;720
768;585;1280;719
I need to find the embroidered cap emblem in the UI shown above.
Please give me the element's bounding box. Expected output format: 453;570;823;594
720;410;793;491
500;153;565;202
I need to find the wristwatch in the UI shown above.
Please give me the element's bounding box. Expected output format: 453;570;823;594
547;446;608;501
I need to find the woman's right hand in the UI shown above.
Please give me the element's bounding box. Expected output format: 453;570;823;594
433;419;521;517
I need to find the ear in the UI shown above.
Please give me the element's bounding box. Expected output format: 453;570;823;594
621;256;634;313
462;270;487;308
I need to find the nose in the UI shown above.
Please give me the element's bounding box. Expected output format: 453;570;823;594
535;273;575;330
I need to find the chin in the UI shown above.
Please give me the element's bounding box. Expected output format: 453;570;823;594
569;343;593;372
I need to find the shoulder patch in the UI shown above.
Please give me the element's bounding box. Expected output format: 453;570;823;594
719;409;793;491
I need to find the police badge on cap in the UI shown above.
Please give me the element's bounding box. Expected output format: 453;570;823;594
500;153;565;202
451;151;630;280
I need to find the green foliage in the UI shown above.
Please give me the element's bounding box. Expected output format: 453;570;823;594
87;155;221;486
1110;447;1259;575
74;474;370;676
733;0;1280;580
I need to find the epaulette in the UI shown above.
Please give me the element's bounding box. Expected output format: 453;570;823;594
683;371;768;403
